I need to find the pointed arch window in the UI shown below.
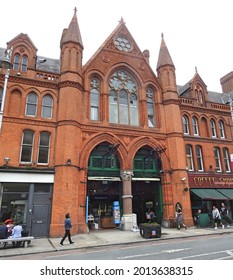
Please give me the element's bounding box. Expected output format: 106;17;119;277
223;148;231;172
20;130;34;163
13;54;20;71
90;78;100;121
38;132;50;164
26;92;38;117
210;119;217;138
196;145;204;171
109;70;139;125
13;53;28;72
192;117;199;136
42;95;53;119
214;147;222;172
219;120;225;139
186;145;194;171
182;115;189;135
146;87;155;127
21;55;28;72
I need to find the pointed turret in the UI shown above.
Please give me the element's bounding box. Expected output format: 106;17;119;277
60;7;83;48
156;34;177;95
157;33;175;70
60;7;83;76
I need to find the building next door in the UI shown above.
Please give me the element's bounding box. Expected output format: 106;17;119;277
30;184;52;237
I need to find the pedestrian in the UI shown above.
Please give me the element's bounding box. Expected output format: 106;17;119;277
175;206;187;230
12;222;23;238
0;222;8;239
194;209;201;228
60;213;74;246
220;202;232;227
212;205;224;229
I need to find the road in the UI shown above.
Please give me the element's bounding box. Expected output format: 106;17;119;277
3;233;233;260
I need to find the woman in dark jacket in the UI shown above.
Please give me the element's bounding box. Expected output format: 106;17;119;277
60;213;74;246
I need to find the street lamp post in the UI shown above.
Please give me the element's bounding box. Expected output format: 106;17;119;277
0;47;13;130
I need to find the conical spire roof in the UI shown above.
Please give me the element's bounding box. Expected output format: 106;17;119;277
61;7;83;48
156;33;175;70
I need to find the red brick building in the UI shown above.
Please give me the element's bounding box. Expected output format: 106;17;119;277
1;10;233;237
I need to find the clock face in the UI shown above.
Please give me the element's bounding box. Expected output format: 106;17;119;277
114;36;132;52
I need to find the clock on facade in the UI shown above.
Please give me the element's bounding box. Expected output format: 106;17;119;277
114;36;132;52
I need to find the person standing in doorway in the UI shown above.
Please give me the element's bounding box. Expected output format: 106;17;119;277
60;213;74;246
212;205;224;229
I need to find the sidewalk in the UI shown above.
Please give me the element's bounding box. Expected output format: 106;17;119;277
1;226;233;258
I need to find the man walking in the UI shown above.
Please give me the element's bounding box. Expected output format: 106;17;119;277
60;213;74;246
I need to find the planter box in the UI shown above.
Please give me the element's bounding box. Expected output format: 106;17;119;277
139;223;161;239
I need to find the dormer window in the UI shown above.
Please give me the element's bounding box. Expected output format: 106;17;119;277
13;53;28;72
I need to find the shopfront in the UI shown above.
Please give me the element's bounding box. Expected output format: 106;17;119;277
0;170;54;237
189;174;233;227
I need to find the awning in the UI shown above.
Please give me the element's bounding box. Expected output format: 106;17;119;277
217;189;233;199
88;177;121;181
191;188;229;200
132;178;160;181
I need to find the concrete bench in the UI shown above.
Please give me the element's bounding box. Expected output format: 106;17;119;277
0;236;34;248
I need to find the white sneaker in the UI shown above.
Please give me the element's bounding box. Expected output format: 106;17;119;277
222;225;225;229
214;227;218;229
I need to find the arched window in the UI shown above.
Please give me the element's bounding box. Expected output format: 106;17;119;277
26;92;38;116
210;119;217;138
42;95;53;119
219;120;225;139
192;117;199;136
199;90;203;104
146;87;155;127
21;55;28;72
13;53;28;72
223;148;231;172
90;78;100;121
182;115;189;134
20;130;34;163
0;87;3;111
13;54;20;71
196;145;204;171
186;145;194;171
109;70;138;125
38;132;50;164
214;147;222;172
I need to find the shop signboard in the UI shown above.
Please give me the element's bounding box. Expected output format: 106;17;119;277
113;201;120;224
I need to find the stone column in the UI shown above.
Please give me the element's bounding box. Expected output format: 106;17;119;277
120;170;133;230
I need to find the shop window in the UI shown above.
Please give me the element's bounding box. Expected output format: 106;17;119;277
146;87;155;128
26;92;38;117
0;183;29;224
186;145;194;171
192;117;199;136
109;69;139;126
90;78;100;121
214;147;222;172
20;130;34;163
38;132;50;164
210;119;217;138
182;115;189;135
196;145;204;171
223;148;231;172
219;120;225;139
42;95;53;119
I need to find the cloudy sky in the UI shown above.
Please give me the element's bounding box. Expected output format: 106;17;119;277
0;0;232;92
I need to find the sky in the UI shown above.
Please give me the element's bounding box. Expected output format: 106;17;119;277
0;0;232;92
